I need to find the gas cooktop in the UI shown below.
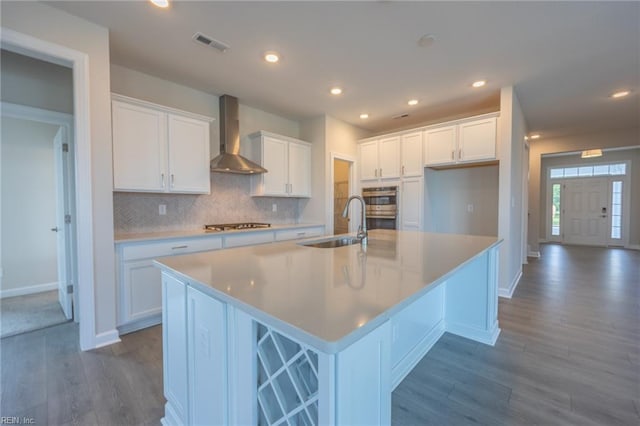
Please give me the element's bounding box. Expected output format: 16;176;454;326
204;222;271;232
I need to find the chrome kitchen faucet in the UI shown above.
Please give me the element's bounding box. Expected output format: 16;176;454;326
342;195;368;246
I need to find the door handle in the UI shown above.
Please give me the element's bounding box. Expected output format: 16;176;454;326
51;227;59;232
601;215;607;218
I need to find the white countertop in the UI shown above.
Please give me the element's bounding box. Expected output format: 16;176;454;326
154;230;501;353
115;223;323;244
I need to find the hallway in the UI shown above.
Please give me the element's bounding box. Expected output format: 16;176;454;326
1;244;638;425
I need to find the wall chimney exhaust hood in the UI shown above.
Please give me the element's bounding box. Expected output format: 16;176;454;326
210;95;267;174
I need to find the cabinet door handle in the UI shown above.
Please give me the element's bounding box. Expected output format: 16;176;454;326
289;183;293;193
284;183;288;193
296;232;306;236
161;173;165;188
171;245;188;250
451;151;454;160
402;165;405;175
380;168;382;177
459;149;462;159
374;169;378;177
170;174;175;187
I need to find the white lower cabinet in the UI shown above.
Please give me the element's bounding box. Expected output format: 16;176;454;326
274;225;324;241
163;274;228;426
162;274;188;425
117;236;222;333
400;177;423;230
187;286;227;426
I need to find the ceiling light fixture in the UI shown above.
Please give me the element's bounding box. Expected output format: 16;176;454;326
611;90;630;98
360;113;369;119
407;99;419;106
529;134;541;140
264;51;280;63
581;149;603;158
330;87;343;95
149;0;169;8
472;80;486;88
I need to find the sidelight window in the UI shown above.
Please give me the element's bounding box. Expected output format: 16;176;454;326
611;181;623;240
551;183;561;236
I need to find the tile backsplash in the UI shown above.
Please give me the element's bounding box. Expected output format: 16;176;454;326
113;173;300;233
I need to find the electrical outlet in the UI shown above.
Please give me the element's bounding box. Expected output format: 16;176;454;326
467;204;474;213
272;203;277;212
159;204;167;215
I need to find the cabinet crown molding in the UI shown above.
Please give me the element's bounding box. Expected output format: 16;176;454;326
111;93;214;123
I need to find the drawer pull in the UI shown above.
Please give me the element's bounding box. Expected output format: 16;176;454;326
171;245;188;250
296;232;306;236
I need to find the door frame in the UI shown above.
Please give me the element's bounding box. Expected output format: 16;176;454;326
329;152;358;234
2;28;96;350
1;102;77;319
545;161;631;247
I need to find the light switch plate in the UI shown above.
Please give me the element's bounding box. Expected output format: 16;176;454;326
159;204;167;215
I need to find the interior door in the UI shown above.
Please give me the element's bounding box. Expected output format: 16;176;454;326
54;127;72;319
562;178;608;246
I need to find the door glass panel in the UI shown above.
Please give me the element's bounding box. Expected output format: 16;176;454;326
610;164;626;175
563;167;578;177
593;165;609;176
551;183;561;236
611;180;623;240
578;166;593;177
550;168;564;179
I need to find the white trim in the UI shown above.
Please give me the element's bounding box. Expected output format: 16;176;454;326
626;244;640;251
498;270;522;299
93;329;121;349
1;28;97;351
1;102;73;125
0;282;58;299
111;93;214;123
446;321;501;346
117;314;162;335
527;251;541;258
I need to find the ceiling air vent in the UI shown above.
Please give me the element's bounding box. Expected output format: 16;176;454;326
392;113;410;120
192;32;230;53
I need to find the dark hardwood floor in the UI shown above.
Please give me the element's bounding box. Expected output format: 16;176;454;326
1;244;638;425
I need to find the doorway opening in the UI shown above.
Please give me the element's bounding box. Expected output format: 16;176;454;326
0;52;77;338
330;154;356;235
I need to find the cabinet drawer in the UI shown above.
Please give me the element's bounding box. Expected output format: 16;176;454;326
275;226;324;241
223;231;274;248
122;236;223;261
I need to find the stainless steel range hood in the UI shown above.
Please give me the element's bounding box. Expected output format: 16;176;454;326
210;95;267;174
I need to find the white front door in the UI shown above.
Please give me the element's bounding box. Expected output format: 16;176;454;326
54;127;72;319
563;178;608;246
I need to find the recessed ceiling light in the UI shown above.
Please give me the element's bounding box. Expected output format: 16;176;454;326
611;90;630;98
264;51;280;63
149;0;169;8
330;87;343;95
530;134;541;139
360;113;369;119
407;99;419;106
472;80;486;88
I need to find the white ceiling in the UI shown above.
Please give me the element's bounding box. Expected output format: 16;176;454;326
47;1;639;138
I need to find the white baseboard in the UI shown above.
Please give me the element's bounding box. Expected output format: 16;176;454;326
391;320;445;390
117;314;162;336
528;251;541;258
0;281;58;299
446;321;501;346
499;270;522;299
93;329;121;349
626;244;640;251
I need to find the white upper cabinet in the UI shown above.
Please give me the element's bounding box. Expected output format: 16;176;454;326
112;94;212;194
400;131;423;177
359;137;401;181
249;131;312;198
458;117;497;163
424;125;456;166
424;116;497;166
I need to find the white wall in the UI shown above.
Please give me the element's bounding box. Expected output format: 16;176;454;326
424;165;499;236
539;148;640;246
1;117;59;295
2;1;116;342
1;49;73;114
528;127;640;252
497;87;528;297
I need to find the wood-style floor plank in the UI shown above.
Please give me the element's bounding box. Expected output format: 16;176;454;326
0;243;638;425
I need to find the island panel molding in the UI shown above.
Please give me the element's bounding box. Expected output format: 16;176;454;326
156;230;502;424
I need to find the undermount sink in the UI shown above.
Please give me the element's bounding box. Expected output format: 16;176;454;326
301;236;361;249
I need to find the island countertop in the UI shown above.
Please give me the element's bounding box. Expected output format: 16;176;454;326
154;229;501;353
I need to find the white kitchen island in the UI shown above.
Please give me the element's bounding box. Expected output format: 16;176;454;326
154;229;501;426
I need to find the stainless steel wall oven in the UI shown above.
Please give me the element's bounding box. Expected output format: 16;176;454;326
362;186;398;230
